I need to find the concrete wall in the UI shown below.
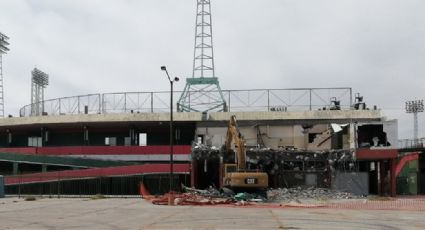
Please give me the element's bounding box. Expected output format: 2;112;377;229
383;119;398;147
195;127;226;147
0;110;385;150
0;110;382;127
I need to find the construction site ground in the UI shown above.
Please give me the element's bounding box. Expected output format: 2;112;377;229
0;197;424;229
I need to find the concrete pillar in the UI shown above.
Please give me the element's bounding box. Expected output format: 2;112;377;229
41;128;49;146
219;156;223;189
303;131;309;150
349;123;356;149
191;159;197;188
6;129;12;146
390;159;397;197
379;160;386;196
12;162;19;175
42;164;47;173
83;126;89;145
129;127;135;146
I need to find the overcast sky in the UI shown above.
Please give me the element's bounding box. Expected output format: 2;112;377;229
0;0;424;139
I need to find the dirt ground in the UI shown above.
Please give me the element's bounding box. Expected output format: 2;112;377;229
0;197;424;229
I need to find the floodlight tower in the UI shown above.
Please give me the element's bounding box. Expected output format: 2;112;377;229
405;100;424;146
31;68;49;116
177;0;227;112
0;32;10;117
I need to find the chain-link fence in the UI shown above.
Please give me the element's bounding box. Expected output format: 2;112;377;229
19;88;353;117
399;138;425;149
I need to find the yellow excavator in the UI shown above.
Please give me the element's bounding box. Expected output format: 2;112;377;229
222;115;268;195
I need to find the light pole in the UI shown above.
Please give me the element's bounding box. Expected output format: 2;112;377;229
0;32;10;117
161;66;179;193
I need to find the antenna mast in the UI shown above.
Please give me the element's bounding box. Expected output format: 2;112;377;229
177;0;227;112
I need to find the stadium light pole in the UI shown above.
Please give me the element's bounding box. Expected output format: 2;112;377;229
405;100;424;147
161;66;179;193
0;32;10;117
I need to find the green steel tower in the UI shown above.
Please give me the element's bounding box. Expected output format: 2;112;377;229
177;0;227;112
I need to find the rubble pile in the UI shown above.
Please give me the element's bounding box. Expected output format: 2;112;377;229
267;186;362;202
150;192;234;206
147;184;363;206
182;185;222;197
192;143;221;160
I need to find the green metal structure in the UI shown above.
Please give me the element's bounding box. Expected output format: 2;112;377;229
178;77;227;112
177;0;227;113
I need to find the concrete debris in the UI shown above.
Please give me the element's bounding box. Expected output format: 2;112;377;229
182;184;222;197
149;186;361;206
181;185;265;202
191;143;364;199
192;142;355;164
180;184;360;204
192;142;358;188
150;192;234;206
267;186;362;203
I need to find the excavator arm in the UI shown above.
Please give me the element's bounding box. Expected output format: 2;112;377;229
222;115;269;191
224;115;246;171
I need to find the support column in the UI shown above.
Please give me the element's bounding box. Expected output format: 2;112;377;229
379;160;386;196
6;129;12;146
41;127;49;146
42;164;47;173
12;162;19;175
83;126;89;145
390;158;397;197
191;159;197;188
349;123;356;149
219;156;223;189
129;127;135;146
377;161;381;195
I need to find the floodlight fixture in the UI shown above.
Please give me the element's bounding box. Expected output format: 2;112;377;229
31;68;49;116
32;68;49;87
405;100;424;113
405;99;424;146
0;32;9;54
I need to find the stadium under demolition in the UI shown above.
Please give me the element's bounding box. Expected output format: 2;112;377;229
1;1;425;203
1;88;424;201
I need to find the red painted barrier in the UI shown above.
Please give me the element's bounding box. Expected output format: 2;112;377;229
0;147;37;154
4;163;190;185
395;153;419;177
0;145;192;156
356;148;398;159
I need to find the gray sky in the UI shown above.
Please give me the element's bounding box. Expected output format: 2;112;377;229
0;0;424;139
